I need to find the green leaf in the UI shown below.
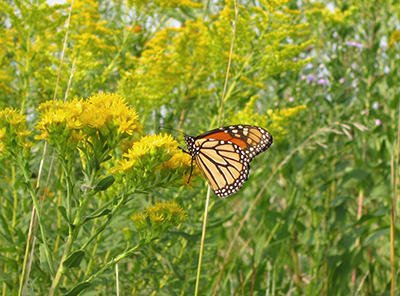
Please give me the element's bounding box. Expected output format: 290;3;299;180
364;227;389;246
39;244;51;274
92;157;100;172
63;250;85;269
112;195;118;206
0;267;12;282
62;282;92;296
330;195;349;207
102;155;112;162
82;209;111;223
168;231;196;241
58;206;70;224
95;176;115;191
21;181;30;189
24;162;30;175
0;212;13;243
340;169;370;185
34;186;41;196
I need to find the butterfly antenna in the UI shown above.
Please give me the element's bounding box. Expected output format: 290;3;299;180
159;126;187;135
187;158;194;184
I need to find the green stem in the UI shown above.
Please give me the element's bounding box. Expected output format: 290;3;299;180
94;18;137;87
85;242;144;283
58;158;74;223
49;159;88;295
48;235;75;296
66;175;73;222
11;166;18;233
22;174;54;276
20;26;31;114
73;191;96;226
80;194;128;251
18;209;36;296
50;183;127;295
49;144;121;295
85;199;114;218
53;169;64;256
83;230;102;280
48;223;79;294
194;187;212;296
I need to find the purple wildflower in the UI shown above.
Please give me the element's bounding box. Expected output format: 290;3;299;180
339;78;345;83
289;97;294;102
317;78;327;85
346;41;363;49
354;43;363;49
375;119;382;126
307;75;315;83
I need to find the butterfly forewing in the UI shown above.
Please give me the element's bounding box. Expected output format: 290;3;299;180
184;125;273;197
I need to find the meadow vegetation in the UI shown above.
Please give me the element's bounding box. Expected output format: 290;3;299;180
0;0;399;295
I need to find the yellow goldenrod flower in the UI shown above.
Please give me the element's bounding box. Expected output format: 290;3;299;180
229;96;307;142
119;138;135;154
149;212;164;224
130;0;202;9
116;158;135;172
0;108;35;161
0;127;6;140
121;133;178;166
130;201;187;242
159;152;190;170
131;212;148;233
113;133;200;192
390;30;400;42
35;94;141;161
389;30;400;48
131;201;188;241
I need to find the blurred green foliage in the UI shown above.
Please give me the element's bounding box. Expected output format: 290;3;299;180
0;0;399;295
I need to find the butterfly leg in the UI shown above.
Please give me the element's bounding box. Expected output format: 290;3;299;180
178;146;194;183
187;158;194;184
179;146;190;155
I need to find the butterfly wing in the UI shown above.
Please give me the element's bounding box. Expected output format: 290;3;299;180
185;125;273;197
198;125;273;156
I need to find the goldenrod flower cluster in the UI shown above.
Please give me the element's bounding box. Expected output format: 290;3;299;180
131;201;188;241
229;96;307;141
389;30;400;48
306;3;357;26
157;149;202;187
35;93;141;160
119;0;312;109
112;134;200;191
130;0;202;9
0;108;35;161
266;106;307;140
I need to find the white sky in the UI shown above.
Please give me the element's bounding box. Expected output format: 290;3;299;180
47;0;67;5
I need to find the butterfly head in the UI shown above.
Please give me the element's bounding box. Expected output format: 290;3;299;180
184;135;196;157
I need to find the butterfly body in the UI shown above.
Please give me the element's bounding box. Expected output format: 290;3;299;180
184;125;273;197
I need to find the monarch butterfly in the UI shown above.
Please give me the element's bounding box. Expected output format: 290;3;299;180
184;125;273;197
